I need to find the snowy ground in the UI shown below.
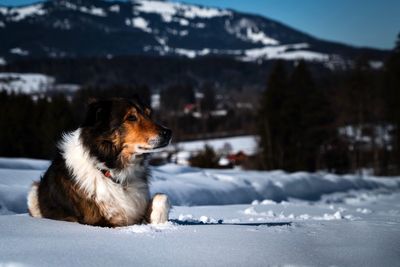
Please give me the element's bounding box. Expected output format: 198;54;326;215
0;73;54;94
0;158;400;266
170;135;257;165
174;135;258;155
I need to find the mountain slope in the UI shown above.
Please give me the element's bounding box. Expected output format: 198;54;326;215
0;0;387;66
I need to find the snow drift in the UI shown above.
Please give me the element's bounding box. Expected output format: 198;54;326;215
0;157;399;214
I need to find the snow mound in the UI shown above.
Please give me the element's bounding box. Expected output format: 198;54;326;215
0;158;50;170
151;165;400;205
0;157;400;213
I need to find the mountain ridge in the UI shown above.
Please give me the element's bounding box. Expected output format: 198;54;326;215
0;0;388;67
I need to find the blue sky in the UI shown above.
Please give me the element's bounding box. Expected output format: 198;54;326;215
1;0;399;49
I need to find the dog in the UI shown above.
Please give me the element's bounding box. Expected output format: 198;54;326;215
27;97;172;227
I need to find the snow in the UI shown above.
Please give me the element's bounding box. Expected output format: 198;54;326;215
135;0;177;18
339;124;393;148
193;22;205;28
178;18;189;26
9;47;29;56
172;47;210;57
245;27;279;45
53;19;72;30
167;28;189;36
60;2;106;17
1;157;400;209
4;4;46;21
241;43;330;62
0;73;55;94
152;165;400;206
131;17;152;33
0;7;7;15
178;4;231;19
369;60;383;69
272;50;329;61
0;57;6;66
1;157;400;266
225;18;279;45
0;158;50;170
174;48;196;58
175;135;258;155
109;4;120;13
135;0;231;22
79;6;106;17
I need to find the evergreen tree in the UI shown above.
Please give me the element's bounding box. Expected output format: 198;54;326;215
258;61;288;169
260;61;334;172
384;33;400;173
287;61;335;172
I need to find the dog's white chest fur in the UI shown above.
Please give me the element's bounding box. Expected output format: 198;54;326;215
60;129;150;224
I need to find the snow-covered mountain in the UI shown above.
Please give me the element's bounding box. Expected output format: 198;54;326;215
0;0;387;66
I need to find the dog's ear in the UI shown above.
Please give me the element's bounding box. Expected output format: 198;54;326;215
132;94;152;116
82;100;110;128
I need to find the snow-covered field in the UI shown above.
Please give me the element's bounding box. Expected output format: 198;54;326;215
0;72;54;94
0;157;399;266
175;135;257;155
171;135;257;165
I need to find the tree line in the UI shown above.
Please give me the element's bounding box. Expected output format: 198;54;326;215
0;82;256;159
258;34;400;175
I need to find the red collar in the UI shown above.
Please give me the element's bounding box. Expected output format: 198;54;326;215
98;167;122;184
100;169;112;178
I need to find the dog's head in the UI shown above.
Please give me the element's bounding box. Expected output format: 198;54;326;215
81;97;171;168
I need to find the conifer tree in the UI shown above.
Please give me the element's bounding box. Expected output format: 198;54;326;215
287;61;334;172
259;61;288;169
384;33;400;173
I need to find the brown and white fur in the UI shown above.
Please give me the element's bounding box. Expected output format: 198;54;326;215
27;98;172;227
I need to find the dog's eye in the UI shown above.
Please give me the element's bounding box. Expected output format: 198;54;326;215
127;115;137;122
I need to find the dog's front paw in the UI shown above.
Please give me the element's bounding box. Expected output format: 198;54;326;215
149;193;170;224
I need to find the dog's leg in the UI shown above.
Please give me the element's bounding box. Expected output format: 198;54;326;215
146;193;170;224
27;182;42;218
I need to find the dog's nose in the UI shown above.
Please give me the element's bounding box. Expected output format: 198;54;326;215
160;128;172;140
